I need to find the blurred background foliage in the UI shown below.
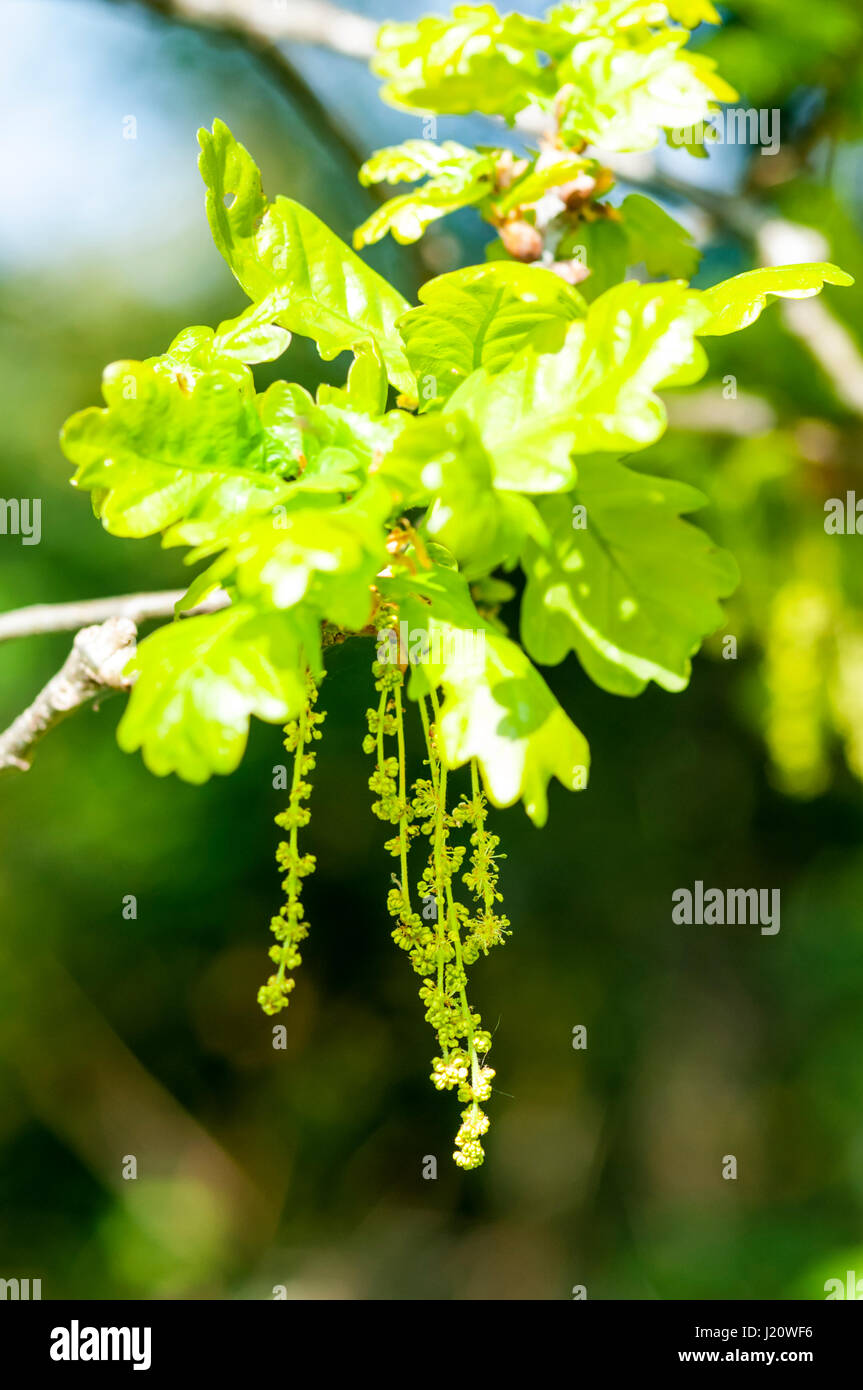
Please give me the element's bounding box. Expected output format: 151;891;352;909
1;0;863;1299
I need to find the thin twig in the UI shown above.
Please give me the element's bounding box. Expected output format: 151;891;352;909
137;0;378;58
0;618;138;773
0;590;227;772
665;388;777;436
0;589;230;642
122;0;375;174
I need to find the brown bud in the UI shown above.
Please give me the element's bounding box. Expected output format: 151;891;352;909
494;150;528;191
547;259;591;285
500;218;543;261
560;171;598;207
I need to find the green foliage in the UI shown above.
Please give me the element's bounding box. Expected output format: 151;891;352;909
440;281;711;485
552;22;735;153
354;140;498;247
373;6;562;121
618;192;700;280
399;262;586;407
117;605;321;782
521;464;739;694
58;4;854;1170
383;566;591;826
373;1;733;149
698;264;855;335
198;120;413;393
61;330;291;538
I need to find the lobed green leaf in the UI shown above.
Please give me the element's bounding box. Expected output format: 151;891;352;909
697;262;855;335
198;120;413;393
521;462;738;693
118;606;321;782
399;261;586;409
382;566;590;824
441;280;710;490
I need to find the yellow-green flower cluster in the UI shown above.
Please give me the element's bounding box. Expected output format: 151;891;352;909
454;765;511;962
258;676;325;1016
364;640;509;1171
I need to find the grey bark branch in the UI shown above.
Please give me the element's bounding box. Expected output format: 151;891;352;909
0;618;138;773
0;589;230;642
0;590;366;772
150;0;378;58
665;388;777;436
0;591;230;773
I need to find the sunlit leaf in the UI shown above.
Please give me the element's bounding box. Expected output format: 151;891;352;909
198;120;413;392
382;566;590;824
698;263;855;335
443;280;710;489
354;141;497;246
118;606;321;782
522;462;738;693
399;261;586;408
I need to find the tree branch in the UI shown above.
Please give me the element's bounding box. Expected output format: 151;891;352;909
0;618;138;773
753;219;863;416
0;591;227;772
665;387;777;436
0;589;230;642
0;589;373;772
140;0;378;57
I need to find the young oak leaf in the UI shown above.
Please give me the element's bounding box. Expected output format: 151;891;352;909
564;196;699;302
381;566;589;825
61;354;291;538
399;261;586;409
354;141;497;247
162;382;408;554
197;483;392;633
521;460;738;694
555;28;736;152
618;192;700;280
197;120;413;393
545;2;715;40
386;411;544;576
117;605;321;783
665;0;721;25
316;341;389;416
259;381;406;493
158;393;386;551
557;217;630;302
212;300;292;364
373;7;559;121
371;4;731;150
158;476;294;553
442;280;710;491
697;263;854;335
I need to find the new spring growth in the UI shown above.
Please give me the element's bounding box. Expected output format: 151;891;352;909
363;619;508;1169
258;676;326;1016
